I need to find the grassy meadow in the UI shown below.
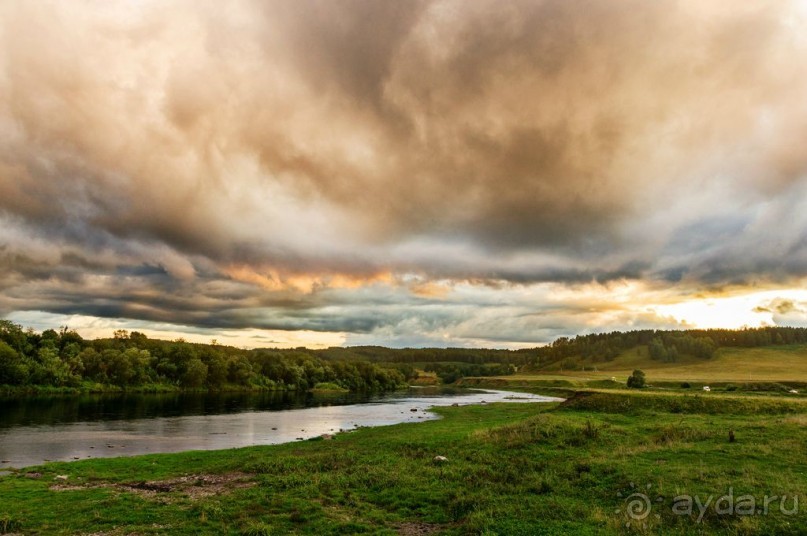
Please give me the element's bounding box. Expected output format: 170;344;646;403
4;340;807;534
478;344;807;386
3;386;807;535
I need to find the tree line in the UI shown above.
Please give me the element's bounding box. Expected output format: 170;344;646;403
422;362;516;384
0;322;405;392
647;334;717;363
529;326;807;367
315;346;531;366
3;322;807;390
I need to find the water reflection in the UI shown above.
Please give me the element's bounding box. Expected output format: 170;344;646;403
0;390;369;429
0;388;560;469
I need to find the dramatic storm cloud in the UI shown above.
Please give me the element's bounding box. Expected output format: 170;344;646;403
1;0;807;347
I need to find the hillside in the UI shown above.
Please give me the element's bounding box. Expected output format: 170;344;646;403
6;321;807;391
520;344;807;383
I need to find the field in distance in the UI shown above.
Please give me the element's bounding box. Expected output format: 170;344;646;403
492;344;807;384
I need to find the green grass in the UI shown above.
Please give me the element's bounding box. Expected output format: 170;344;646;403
487;344;807;387
3;389;807;534
560;389;807;414
595;345;807;382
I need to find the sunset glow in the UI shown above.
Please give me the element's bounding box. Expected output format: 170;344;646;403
2;1;807;347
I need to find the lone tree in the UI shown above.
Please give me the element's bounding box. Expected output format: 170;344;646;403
626;369;646;389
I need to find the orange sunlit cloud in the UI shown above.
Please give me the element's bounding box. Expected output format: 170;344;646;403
2;0;807;347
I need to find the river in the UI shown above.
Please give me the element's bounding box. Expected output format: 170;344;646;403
0;387;561;469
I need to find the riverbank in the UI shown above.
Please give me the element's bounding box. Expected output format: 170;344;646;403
2;388;807;534
0;388;554;468
0;382;403;398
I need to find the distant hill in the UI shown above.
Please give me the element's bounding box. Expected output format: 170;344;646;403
4;321;807;389
524;344;807;383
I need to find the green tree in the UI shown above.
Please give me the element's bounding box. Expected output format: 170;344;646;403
106;349;132;386
0;340;29;385
32;346;73;386
648;338;666;361
205;351;228;388
0;321;29;355
626;369;646;389
182;358;208;388
228;357;254;386
104;348;151;387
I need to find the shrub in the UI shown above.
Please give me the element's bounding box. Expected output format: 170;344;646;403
626;369;646;389
311;382;348;392
561;391;804;415
0;514;22;533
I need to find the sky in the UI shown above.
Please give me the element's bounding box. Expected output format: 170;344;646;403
2;0;807;349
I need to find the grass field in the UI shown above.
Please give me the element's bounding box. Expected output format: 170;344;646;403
3;388;807;534
499;344;807;385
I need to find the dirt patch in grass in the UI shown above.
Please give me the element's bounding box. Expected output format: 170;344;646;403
83;526;169;536
783;415;807;425
50;472;255;500
395;521;444;535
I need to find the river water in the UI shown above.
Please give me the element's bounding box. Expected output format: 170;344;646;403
0;388;560;469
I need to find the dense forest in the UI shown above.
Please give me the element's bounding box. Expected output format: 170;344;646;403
528;326;807;369
0;321;406;392
2;321;807;391
315;346;530;365
422;362;516;384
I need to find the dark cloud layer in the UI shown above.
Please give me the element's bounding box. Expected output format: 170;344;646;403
1;0;807;345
